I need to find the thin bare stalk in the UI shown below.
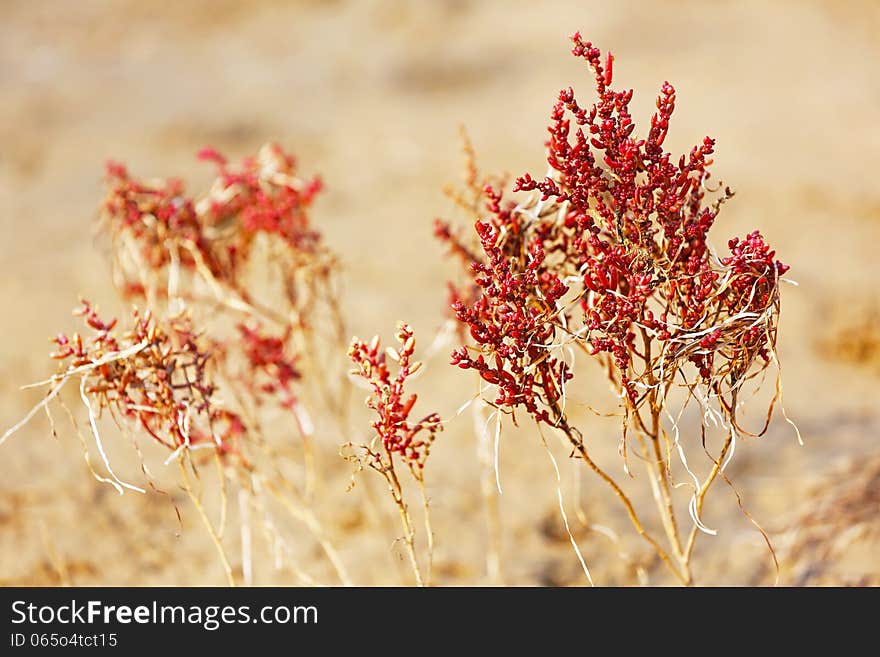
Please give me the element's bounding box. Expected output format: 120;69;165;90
417;478;434;587
473;402;504;583
684;428;734;563
384;461;424;587
264;478;352;586
238;488;253;586
552;410;687;585
639;432;691;585
302;434;317;500
639;329;690;583
214;451;228;538
179;459;235;586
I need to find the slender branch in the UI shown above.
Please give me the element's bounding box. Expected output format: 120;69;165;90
639;327;690;583
684;428;734;563
551;411;687;585
383;459;424;587
417;478;434;587
263;478;352;586
179;459;235;586
473;402;504;583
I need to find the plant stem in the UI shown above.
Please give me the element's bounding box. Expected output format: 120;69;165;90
179;460;236;587
473;401;504;584
552;410;688;585
646;398;690;583
639;329;691;584
417;478;434;587
684;428;734;563
264;479;352;586
384;460;424;587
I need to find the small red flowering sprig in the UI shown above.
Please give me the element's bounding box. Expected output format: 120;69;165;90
4;299;246;464
2;300;248;584
234;320;323;498
195;144;325;274
449;221;571;425
347;323;442;586
438;34;793;585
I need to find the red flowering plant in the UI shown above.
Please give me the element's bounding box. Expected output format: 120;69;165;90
437;34;795;585
347;323;442;586
102;143;328;316
101;143;347;425
101;142;348;474
3;145;353;586
232;320;324;499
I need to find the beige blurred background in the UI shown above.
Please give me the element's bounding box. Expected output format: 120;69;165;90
1;0;878;585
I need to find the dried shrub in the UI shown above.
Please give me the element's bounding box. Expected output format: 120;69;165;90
102;143;347;425
4;301;242;481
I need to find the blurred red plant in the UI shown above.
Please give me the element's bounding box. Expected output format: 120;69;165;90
102;143;337;337
4;144;352;587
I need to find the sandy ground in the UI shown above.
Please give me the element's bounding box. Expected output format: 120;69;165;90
1;0;879;586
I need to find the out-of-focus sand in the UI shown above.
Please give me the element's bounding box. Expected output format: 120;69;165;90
1;0;878;585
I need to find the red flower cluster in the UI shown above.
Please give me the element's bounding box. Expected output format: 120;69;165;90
237;322;301;411
349;324;442;469
101;165;208;276
450;220;571;424
102;143;328;306
195;143;324;279
441;33;790;410
52;300;244;455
